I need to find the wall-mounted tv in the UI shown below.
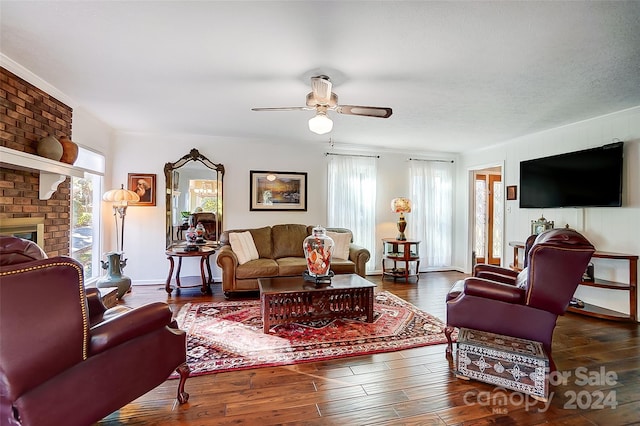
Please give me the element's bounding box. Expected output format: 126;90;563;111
519;142;624;208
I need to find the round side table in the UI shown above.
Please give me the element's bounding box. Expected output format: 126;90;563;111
165;246;216;294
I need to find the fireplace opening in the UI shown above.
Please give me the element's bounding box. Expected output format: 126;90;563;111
0;217;45;248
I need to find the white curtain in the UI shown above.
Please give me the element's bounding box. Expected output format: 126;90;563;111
327;155;377;274
409;160;454;269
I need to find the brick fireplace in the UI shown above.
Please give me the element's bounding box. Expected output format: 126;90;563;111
0;67;72;256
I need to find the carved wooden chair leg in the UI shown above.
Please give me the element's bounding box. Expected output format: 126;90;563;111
175;362;190;404
444;326;455;357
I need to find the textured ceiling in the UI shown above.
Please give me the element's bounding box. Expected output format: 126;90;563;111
1;1;639;153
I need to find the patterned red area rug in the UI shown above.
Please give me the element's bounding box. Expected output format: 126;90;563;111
172;291;450;377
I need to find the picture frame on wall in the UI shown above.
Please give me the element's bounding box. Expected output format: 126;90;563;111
128;173;156;206
506;185;517;201
250;170;307;211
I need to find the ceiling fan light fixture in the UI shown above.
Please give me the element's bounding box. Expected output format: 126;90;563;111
308;112;333;135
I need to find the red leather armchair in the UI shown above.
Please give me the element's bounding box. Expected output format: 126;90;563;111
445;228;595;370
0;237;190;426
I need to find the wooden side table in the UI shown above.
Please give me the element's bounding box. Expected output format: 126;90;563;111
382;238;421;282
165;246;216;294
98;287;118;308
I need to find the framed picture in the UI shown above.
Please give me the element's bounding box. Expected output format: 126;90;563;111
506;185;517;201
530;216;554;235
250;170;307;211
128;173;156;206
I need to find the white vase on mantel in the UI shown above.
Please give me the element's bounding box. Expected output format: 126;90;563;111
36;135;63;161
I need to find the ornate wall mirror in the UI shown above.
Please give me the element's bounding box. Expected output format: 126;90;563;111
164;148;224;248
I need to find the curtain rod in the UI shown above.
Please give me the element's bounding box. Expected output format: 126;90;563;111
409;158;454;163
325;153;380;158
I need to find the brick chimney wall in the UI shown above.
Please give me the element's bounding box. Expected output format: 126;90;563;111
0;67;73;256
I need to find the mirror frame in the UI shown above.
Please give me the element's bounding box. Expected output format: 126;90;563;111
164;148;225;248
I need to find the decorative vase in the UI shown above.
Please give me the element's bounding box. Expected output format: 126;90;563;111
186;226;197;243
195;222;205;243
36;135;63;161
58;136;79;164
303;226;335;277
97;252;131;299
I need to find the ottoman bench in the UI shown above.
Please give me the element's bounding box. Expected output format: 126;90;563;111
456;328;549;401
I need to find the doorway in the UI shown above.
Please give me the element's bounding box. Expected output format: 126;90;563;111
473;167;503;266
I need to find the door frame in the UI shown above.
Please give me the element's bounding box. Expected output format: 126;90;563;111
467;162;504;272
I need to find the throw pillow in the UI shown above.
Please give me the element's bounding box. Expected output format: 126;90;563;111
229;231;259;265
327;231;351;260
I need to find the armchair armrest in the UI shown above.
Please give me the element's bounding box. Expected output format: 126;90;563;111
474;263;519;278
474;264;519;284
464;277;525;304
348;243;370;277
89;302;173;355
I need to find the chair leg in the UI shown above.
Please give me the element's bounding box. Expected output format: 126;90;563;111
444;326;455;356
175;362;190;404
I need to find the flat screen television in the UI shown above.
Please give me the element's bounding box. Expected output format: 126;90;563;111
519;142;624;208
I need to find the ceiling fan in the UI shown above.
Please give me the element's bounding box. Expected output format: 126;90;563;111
251;75;393;135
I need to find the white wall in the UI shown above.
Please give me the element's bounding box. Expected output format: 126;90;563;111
71;107;115;258
106;133;455;283
455;106;640;317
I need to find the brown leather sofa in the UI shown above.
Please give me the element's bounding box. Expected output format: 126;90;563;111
0;236;190;426
216;224;370;296
444;228;595;370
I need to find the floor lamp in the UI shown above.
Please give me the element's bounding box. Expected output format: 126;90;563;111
97;184;140;299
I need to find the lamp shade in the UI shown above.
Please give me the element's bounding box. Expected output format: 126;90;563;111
308;112;333;135
103;184;140;205
391;197;412;213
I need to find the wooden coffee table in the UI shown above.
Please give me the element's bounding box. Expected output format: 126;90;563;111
258;274;376;333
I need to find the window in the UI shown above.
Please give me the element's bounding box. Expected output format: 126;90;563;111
409;160;454;269
327;155;377;274
70;147;105;283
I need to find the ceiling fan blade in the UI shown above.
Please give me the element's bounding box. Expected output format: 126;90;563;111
336;105;393;118
311;76;332;104
251;107;313;112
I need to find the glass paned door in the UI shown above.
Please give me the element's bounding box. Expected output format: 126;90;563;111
474;173;502;266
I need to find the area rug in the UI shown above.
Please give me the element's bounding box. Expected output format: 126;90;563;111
172;291;451;377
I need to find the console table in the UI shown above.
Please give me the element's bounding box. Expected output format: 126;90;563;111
509;241;637;322
165;245;216;294
382;238;421;282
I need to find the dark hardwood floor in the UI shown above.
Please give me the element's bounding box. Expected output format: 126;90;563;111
97;271;640;425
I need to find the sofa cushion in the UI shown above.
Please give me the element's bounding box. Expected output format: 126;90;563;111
229;231;259;265
236;258;279;279
272;224;308;259
249;226;274;259
222;227;273;259
327;231;352;260
329;258;357;275
276;257;308;276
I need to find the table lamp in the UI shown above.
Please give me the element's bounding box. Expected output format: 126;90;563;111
391;197;412;241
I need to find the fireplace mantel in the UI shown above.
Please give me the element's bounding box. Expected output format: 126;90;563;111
0;146;85;199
